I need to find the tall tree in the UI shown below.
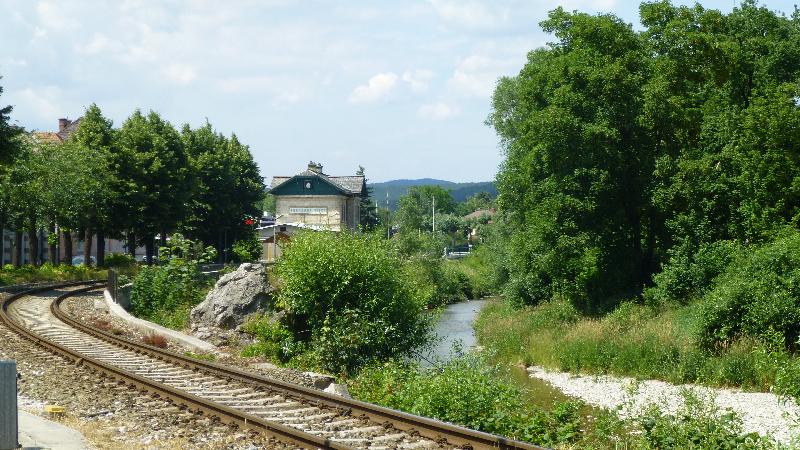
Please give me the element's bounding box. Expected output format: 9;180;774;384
395;185;456;232
490;7;653;310
0;76;21;167
116;110;191;264
356;166;379;230
180;122;264;262
67;104;116;266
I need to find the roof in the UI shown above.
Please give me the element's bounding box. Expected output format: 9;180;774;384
270;171;365;195
32;132;64;144
463;208;496;220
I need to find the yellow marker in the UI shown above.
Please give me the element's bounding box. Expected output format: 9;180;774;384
44;405;66;417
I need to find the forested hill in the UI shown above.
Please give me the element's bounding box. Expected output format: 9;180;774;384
368;179;496;210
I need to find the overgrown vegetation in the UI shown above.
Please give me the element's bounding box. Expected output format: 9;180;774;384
243;231;432;375
350;352;780;449
350;353;584;447
0;263;108;286
129;234;216;330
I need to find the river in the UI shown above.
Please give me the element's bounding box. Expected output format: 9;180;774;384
422;298;579;410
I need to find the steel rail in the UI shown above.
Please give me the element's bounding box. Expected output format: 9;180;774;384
1;282;347;450
4;281;548;449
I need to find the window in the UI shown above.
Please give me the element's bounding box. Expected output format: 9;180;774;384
304;180;312;189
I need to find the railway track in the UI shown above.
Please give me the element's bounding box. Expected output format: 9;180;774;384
1;282;546;450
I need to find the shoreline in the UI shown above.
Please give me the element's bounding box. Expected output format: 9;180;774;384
527;365;800;445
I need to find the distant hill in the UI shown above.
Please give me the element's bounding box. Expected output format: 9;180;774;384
368;179;497;210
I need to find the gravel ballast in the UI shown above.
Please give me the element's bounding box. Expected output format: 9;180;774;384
528;366;800;445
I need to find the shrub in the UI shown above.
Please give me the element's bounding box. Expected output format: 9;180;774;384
129;234;215;330
273;231;431;374
697;231;800;352
0;263;107;286
644;240;743;306
636;391;774;449
232;231;262;263
102;253;136;268
349;354;583;447
241;314;298;362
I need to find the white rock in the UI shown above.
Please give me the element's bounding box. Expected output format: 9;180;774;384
190;263;273;329
323;383;350;398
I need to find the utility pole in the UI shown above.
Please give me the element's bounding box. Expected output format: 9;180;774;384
386;192;390;239
432;196;436;233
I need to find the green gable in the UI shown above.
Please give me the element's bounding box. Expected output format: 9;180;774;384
270;175;347;196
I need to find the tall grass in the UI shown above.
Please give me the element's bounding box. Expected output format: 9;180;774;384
0;263;109;286
475;298;797;392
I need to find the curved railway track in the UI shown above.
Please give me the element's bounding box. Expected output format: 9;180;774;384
0;282;545;450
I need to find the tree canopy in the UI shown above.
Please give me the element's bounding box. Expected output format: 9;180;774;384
490;1;800;311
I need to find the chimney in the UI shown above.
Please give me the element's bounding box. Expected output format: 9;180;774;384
58;118;68;132
308;161;323;174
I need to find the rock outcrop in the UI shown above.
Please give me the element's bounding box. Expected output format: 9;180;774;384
190;263;272;330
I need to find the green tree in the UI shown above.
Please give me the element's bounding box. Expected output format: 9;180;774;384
0;76;21;167
356;166;379;230
490;7;653;310
395;185;456;232
116;110;192;264
180;122;264;262
66;104;116;266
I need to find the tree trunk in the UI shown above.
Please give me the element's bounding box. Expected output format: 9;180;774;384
63;231;73;265
83;227;93;266
96;231;105;267
12;231;22;267
27;220;38;266
145;236;155;266
48;221;58;265
127;231;136;258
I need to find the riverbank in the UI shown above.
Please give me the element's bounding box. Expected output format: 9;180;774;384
529;365;800;445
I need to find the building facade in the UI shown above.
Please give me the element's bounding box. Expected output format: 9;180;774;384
270;162;366;232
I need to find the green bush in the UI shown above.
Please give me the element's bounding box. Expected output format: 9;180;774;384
697;231;800;352
129;234;215;330
103;253;136;268
232;231;262;263
273;231;431;374
349;354;583;447
0;263;107;286
636;391;775;449
644;240;743;306
241;314;299;362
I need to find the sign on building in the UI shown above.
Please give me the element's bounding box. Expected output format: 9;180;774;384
289;207;327;215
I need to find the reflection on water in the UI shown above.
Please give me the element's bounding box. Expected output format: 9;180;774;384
423;298;593;412
422;299;490;364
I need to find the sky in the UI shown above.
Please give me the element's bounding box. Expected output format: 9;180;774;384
1;1;797;183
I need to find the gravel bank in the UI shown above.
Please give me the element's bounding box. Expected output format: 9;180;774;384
528;366;800;445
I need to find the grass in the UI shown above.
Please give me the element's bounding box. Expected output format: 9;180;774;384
475;298;798;392
0;263;110;286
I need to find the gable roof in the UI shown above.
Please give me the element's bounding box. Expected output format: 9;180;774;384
32;132;64;144
270;170;365;195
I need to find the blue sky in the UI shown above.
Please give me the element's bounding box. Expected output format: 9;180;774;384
1;1;797;182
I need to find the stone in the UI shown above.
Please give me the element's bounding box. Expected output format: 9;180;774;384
323;383;350;398
190;263;273;330
303;371;335;390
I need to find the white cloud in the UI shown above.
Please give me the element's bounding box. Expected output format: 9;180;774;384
418;102;459;120
446;54;501;98
13;86;63;122
162;63;197;85
35;1;79;33
218;75;311;105
427;0;509;29
402;69;435;93
348;72;398;103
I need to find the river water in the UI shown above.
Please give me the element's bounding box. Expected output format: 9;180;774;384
422;298;578;410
